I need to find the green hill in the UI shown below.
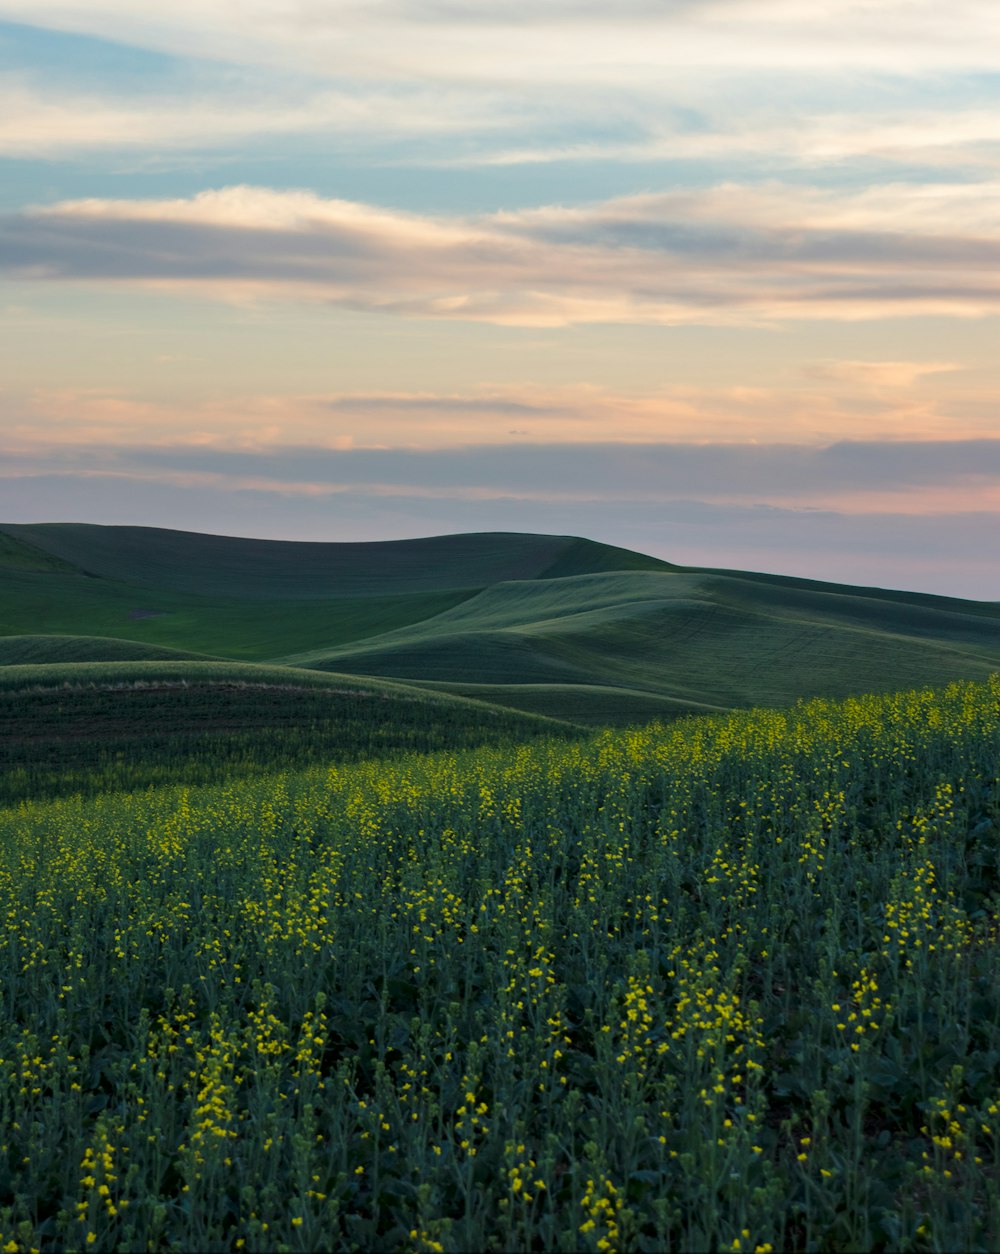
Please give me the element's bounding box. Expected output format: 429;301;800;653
0;523;671;597
282;569;1000;718
0;635;216;666
1;521;998;725
0;661;572;803
0;524;668;664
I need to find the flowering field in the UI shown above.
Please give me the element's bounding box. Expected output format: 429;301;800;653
1;678;999;1251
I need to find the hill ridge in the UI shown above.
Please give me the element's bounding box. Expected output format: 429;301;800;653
0;523;672;598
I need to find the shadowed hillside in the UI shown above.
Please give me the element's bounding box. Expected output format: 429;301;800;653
0;635;216;666
0;523;672;597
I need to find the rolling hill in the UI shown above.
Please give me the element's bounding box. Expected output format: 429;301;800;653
2;521;999;725
0;523;671;597
0;634;217;666
0;660;573;803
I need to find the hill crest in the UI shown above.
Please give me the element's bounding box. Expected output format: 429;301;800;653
0;523;675;599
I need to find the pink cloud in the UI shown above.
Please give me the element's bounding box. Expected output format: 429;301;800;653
7;183;1000;327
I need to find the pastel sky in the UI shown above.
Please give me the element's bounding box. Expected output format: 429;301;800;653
2;1;1000;598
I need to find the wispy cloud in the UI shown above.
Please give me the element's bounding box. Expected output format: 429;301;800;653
6;7;1000;178
9;372;983;451
7;436;1000;515
409;108;1000;173
6;65;1000;210
6;182;1000;326
325;394;552;418
0;75;518;158
5;2;1000;81
804;360;962;390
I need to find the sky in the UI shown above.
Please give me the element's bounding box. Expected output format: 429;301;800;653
2;1;1000;599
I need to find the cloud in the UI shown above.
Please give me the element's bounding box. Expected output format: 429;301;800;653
326;394;552;417
0;74;518;158
6;4;1000;189
7;437;1000;515
804;360;961;390
11;375;984;451
413;108;1000;173
5;1;1000;82
6;182;1000;326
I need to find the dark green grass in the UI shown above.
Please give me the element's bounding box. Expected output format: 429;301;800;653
0;635;216;665
0;523;670;597
0;662;575;804
0;660;413;692
407;680;727;725
0;567;476;661
4;523;1000;724
301;570;1000;718
0;529;80;573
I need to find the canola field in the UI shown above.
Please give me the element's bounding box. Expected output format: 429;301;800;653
0;678;999;1252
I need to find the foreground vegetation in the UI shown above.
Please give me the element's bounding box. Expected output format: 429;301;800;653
1;678;999;1251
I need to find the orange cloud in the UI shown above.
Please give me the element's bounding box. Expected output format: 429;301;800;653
803;360;961;390
12;374;990;453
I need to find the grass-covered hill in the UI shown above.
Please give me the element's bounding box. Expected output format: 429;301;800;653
0;524;670;668
0;523;670;597
0;661;572;804
319;568;1000;720
0;634;217;666
2;521;1000;725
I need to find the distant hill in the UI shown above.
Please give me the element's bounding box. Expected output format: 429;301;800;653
0;523;672;597
1;521;998;724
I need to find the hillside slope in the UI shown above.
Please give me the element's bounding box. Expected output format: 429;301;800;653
284;568;1000;719
0;635;217;666
2;522;998;723
0;523;672;597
